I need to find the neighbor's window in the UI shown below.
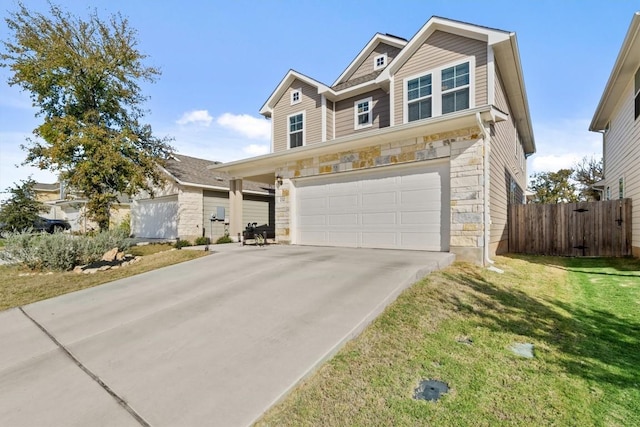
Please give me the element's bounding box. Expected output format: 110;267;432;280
441;62;470;114
407;74;433;122
634;67;640;120
374;53;387;70
619;177;624;199
291;89;301;105
288;112;304;148
355;97;373;129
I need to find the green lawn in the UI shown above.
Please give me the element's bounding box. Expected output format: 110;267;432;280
257;256;640;427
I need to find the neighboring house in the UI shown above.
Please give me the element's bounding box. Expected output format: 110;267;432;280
210;16;536;264
589;12;640;257
33;182;131;232
131;154;275;242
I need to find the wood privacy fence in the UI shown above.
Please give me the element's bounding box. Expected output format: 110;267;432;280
509;199;632;257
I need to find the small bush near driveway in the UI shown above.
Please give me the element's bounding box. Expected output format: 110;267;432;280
0;229;130;271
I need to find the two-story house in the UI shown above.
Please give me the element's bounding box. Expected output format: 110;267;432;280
211;16;535;264
590;12;640;257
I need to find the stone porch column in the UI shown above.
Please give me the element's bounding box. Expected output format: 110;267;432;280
229;178;243;241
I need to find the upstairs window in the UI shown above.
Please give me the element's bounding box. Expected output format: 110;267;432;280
291;88;301;105
441;62;470;114
355;97;373;129
407;74;433;122
288;112;304;148
635;68;640;120
404;58;474;123
373;53;387;70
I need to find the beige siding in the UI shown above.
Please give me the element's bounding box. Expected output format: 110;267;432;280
203;191;274;240
393;30;487;125
326;100;334;140
489;64;526;254
334;89;390;138
272;79;323;152
347;43;402;82
601;78;640;253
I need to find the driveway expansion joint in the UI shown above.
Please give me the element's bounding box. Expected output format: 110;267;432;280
18;307;151;427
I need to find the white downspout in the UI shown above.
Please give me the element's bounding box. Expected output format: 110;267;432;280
476;112;496;267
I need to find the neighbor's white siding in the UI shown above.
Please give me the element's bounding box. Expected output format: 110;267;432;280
602;77;640;254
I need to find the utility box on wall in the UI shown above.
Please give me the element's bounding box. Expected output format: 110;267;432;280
210;206;225;221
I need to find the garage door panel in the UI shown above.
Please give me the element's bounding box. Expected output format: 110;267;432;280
362;212;396;225
329;194;358;208
328;213;358;226
299;214;326;226
362;232;397;247
295;162;450;251
362;191;397;207
327;231;358;246
400;210;441;225
400;188;441;204
133;197;178;239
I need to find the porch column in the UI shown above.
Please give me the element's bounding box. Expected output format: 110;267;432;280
229;178;243;240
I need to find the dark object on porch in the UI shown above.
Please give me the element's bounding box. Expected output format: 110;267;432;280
242;223;275;246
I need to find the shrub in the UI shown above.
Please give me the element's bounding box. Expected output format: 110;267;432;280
194;236;210;245
0;229;130;271
117;213;131;236
216;235;233;244
174;239;191;249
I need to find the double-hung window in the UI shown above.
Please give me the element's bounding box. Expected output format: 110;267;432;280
407;74;433;121
405;58;473;123
634;67;640;120
288;112;304;148
355;97;373;129
441;62;470;114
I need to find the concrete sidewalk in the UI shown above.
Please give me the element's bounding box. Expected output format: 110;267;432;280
0;245;454;426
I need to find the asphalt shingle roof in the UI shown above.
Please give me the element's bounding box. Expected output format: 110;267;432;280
164;154;273;194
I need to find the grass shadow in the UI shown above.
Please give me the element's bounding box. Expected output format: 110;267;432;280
439;258;640;389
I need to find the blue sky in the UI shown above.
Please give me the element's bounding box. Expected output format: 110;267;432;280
1;0;638;197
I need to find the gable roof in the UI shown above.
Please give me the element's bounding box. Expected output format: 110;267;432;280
259;70;331;117
163;154;272;194
331;33;407;86
590;12;640;131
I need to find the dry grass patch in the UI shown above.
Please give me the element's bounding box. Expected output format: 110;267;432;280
0;244;208;310
257;255;640;427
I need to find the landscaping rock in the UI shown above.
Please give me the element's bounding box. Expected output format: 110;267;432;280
98;265;111;271
116;251;125;261
101;248;119;262
83;268;99;274
73;265;85;273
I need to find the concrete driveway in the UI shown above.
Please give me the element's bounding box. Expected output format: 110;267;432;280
0;245;453;426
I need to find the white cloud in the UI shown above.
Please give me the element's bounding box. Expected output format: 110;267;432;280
176;110;213;126
216;113;270;140
243;144;269;156
528;118;602;176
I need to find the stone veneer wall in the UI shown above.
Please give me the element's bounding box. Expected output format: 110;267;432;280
178;186;204;242
274;126;486;264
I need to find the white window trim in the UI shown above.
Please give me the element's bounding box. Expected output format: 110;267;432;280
290;88;302;105
287;111;305;149
354;97;373;130
373;53;387;71
403;56;476;123
619;176;625;199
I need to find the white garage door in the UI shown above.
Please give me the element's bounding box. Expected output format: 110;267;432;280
294;161;450;251
132;196;179;239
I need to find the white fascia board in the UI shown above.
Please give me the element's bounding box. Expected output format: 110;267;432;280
210;105;502;178
590;12;640;131
259;70;331;116
379;17;509;82
318;79;380;101
332;33;407;86
175;181;271;196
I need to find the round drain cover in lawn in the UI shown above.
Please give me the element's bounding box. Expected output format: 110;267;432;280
413;380;449;401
